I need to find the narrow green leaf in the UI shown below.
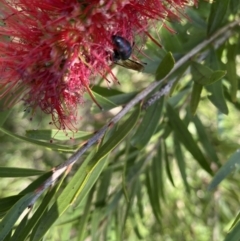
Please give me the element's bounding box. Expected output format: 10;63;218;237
205;80;229;115
31;151;93;241
169;63;190;96
71;155;109;206
136;183;144;219
155;52;175;81
173;133;190;193
229;0;240;13
91;208;102;241
160;28;182;52
92;85;123;97
87;91;117;112
191;62;225;86
114;211;121;241
229;212;240;232
121;182;138;238
145;168;161;224
154;142;165;201
95;169;112;206
151;151;164;207
0;167;45;178
0;110;12;127
0;192;34;241
208;70;227;85
10;212;29;241
108;92;138;106
208;150;240;191
0;195;24;217
207;0;230;35
131;98;164;149
166;104;212;174
122;144;131;203
4;231;11;241
224;220;240;241
186;7;207;29
192;62;212;82
32;106;141;240
227;42;238;102
168;89;189;107
0;127;76;153
18;185;59;241
190;82;203;115
163;140;175;187
77;186;95;241
26;129;92;141
193;116;220;166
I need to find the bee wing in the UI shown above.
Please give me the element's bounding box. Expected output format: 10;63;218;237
115;59;144;72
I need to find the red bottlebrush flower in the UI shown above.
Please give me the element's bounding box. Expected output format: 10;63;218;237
0;0;196;130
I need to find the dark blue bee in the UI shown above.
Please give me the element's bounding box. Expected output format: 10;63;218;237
111;35;144;71
112;35;132;61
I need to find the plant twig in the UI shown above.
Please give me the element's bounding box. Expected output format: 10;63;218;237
29;19;240;206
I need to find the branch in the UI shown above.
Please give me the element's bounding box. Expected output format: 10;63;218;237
29;19;240;206
143;19;240;108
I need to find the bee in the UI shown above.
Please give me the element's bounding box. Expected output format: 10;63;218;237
111;35;144;72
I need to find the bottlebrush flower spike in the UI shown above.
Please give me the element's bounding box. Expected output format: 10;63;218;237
0;0;196;130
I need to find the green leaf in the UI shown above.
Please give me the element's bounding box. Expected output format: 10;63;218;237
168;89;189;107
166;103;212;174
136;183;144;219
18;185;59;241
227;42;238;102
190;82;203;115
25;129;92;141
191;62;226;86
145;167;162;225
193;116;220;166
92;85;122;97
10;212;29;241
224;219;240;241
31;150;94;241
32;106;141;240
229;0;240;13
0;167;45;178
207;0;230;35
155;52;175;81
229;212;240;232
0;110;12;127
77;186;95;241
95;169;112;206
131;98;164;149
163;140;175;187
0;192;35;241
108;92;138;106
191;62;212;82
173;133;190;193
160;27;182;52
0;195;24;218
208;150;240;191
169;62;190;96
186;7;207;29
87;91;117;112
205;80;229;115
208;70;227;85
154;141;164;199
0;127;76;153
